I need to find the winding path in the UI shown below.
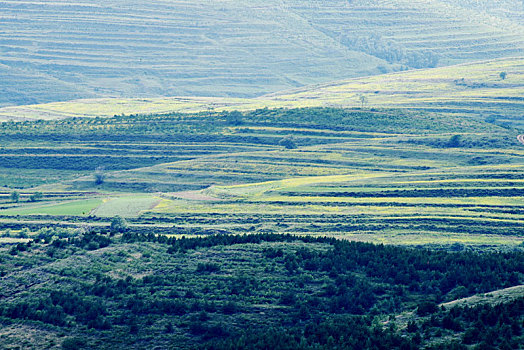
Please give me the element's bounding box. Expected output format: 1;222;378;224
518;135;524;145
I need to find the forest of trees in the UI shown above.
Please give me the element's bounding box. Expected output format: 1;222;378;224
1;230;521;349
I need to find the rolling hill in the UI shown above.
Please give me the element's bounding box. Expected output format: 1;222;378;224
0;0;522;106
1;106;522;248
1;57;522;128
1;2;523;349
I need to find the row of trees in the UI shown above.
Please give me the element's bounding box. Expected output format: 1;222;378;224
6;191;42;203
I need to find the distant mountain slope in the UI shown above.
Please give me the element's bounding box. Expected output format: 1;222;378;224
1;57;522;128
0;62;96;106
0;0;522;106
268;57;524;128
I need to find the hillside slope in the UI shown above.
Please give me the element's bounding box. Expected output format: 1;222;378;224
1;57;522;128
0;0;522;106
1;107;522;248
269;57;524;127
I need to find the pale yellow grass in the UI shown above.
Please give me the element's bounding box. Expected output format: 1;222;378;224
207;173;386;198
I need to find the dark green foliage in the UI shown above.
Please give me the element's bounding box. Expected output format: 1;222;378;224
29;191;43;202
447;134;462;147
9;190;19;203
419;298;523;349
417;300;438;316
222;301;238;315
403;134;516;148
225;111;243;126
62;337;88;350
208;315;420;350
196;262;221;273
110;216;128;234
0;232;522;349
278;136;297;149
339;34;439;68
282;188;524;198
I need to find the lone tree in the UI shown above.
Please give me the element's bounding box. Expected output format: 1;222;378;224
94;166;106;185
29;192;43;202
499;71;507;80
225;111;243;126
447;134;462;147
10;191;20;203
279;136;296;150
358;94;368;108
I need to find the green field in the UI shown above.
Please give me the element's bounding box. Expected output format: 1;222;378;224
0;198;103;216
91;196;161;217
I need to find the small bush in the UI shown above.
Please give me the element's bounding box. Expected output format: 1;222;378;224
29;192;43;202
196;262;221;273
10;191;20;203
279;136;296;149
110;216;128;234
62;337;87;350
416;300;438;316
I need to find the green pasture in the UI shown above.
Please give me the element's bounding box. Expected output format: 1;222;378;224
91;195;162;217
0;198;103;216
0;104;522;248
338;232;524;248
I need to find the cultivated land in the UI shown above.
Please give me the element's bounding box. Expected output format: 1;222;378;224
0;106;523;348
0;41;523;350
0;105;522;249
0;0;522;106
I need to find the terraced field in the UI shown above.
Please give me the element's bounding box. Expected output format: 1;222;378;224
271;57;524;127
0;107;522;249
0;0;522;106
